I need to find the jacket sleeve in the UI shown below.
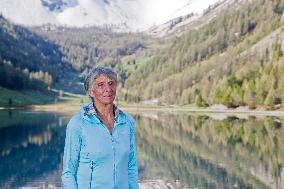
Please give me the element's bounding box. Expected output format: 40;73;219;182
128;115;139;189
61;116;82;189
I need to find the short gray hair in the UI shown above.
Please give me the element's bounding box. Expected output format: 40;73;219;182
84;67;117;92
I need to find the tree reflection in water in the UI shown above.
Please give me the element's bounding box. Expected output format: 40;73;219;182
0;110;283;189
135;112;283;189
0;110;68;189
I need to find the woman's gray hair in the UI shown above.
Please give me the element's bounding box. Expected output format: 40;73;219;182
84;67;117;93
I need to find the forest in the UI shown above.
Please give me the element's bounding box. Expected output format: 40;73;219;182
0;15;74;91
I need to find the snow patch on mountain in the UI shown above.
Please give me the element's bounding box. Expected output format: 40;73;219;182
41;0;79;12
171;0;221;19
0;0;221;30
56;0;141;27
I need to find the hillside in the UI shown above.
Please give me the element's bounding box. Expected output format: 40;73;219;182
0;16;81;106
30;24;166;88
122;0;284;109
0;15;78;90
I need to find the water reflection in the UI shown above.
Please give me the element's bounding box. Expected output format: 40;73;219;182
0;110;68;189
0;110;283;189
135;112;284;189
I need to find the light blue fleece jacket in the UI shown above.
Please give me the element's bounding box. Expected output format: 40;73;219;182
61;103;139;189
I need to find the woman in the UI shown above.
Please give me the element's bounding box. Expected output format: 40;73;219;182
61;67;139;189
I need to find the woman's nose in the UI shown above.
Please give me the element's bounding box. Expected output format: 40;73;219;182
105;85;112;92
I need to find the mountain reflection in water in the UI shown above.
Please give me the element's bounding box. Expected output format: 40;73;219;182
0;110;283;189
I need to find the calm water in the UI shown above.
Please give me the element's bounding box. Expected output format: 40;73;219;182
0;110;283;189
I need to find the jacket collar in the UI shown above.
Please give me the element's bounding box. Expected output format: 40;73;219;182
80;102;126;124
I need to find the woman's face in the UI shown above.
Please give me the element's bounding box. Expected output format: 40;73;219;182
89;75;117;105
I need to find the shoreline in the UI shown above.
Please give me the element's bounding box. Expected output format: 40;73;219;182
1;102;284;116
123;106;284;116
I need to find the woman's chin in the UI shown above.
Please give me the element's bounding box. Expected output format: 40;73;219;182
101;97;115;104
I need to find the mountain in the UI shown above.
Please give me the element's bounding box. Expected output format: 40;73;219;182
0;0;142;29
0;0;219;30
15;0;284;109
1;0;283;109
122;0;284;109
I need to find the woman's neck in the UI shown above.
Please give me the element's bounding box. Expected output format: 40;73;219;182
93;101;115;134
93;102;114;119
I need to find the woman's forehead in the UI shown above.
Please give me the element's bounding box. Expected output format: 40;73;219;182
94;75;115;82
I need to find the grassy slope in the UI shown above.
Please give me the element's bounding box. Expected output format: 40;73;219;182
0;87;57;107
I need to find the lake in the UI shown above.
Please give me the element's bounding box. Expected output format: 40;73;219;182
0;109;283;189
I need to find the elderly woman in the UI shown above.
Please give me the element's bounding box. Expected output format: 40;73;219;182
61;67;139;189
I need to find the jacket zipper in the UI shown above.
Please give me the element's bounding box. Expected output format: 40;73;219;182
101;122;119;188
111;124;117;188
89;161;94;189
112;139;116;189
